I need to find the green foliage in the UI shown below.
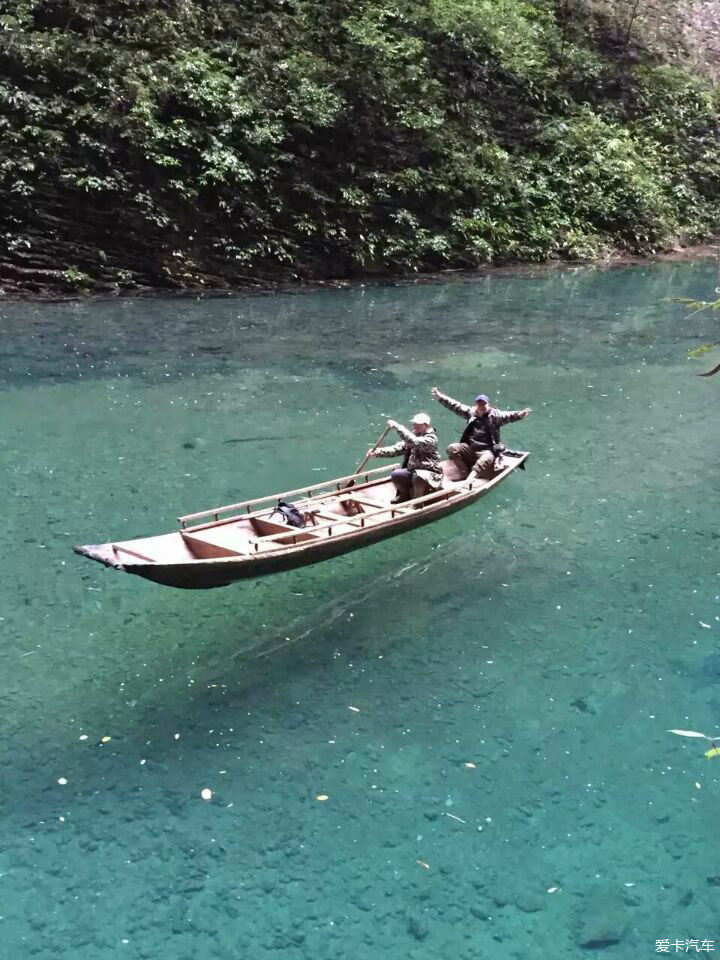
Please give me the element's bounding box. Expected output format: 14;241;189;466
673;295;720;316
671;292;720;375
0;0;718;290
62;266;92;288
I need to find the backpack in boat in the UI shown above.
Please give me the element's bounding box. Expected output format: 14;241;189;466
271;500;306;528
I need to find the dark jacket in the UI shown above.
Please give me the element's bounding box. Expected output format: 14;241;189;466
434;390;526;452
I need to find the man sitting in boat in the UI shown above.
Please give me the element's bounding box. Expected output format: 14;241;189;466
431;387;531;479
368;413;444;504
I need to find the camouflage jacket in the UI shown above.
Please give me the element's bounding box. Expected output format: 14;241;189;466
434;390;526;448
373;425;444;489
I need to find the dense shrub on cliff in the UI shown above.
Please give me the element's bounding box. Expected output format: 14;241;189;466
0;0;718;292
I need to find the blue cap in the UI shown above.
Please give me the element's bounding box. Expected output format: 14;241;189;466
475;394;490;405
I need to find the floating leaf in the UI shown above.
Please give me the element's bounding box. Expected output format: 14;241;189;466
316;794;329;801
687;344;715;358
416;859;430;870
667;729;710;740
705;747;720;759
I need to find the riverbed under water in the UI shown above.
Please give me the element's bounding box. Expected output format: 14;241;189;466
2;259;719;959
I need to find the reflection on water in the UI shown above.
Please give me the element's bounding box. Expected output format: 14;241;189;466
1;258;719;959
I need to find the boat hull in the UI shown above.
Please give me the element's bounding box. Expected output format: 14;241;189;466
129;487;478;588
74;453;528;589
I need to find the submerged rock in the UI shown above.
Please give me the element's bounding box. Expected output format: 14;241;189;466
407;913;429;941
576;890;629;950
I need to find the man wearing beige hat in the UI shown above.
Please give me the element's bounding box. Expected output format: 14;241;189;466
368;413;444;503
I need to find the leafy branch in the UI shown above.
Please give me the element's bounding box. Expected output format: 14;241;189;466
671;291;720;376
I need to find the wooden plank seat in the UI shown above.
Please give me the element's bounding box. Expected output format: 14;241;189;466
302;511;365;536
334;495;385;516
181;527;250;559
181;515;319;559
251;517;318;541
305;496;386;522
113;532;198;564
340;483;395;507
345;495;389;511
185;483;461;557
283;497;385;536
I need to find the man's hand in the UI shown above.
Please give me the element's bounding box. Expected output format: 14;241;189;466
386;418;399;430
520;408;532;418
367;448;376;458
431;387;440;398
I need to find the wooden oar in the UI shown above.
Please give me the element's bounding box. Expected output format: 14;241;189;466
344;424;392;489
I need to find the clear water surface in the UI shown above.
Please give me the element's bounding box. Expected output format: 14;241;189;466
2;259;719;959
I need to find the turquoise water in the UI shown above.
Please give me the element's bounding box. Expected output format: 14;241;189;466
2;260;719;958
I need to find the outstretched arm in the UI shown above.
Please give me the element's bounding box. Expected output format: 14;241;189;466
369;440;405;459
431;386;472;418
493;408;531;427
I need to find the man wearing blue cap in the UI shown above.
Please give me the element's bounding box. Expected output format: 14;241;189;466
431;387;531;479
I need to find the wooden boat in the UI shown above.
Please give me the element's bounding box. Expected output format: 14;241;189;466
74;452;529;589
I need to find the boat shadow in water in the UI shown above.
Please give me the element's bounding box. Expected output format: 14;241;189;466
6;523;530;822
132;531;525;743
